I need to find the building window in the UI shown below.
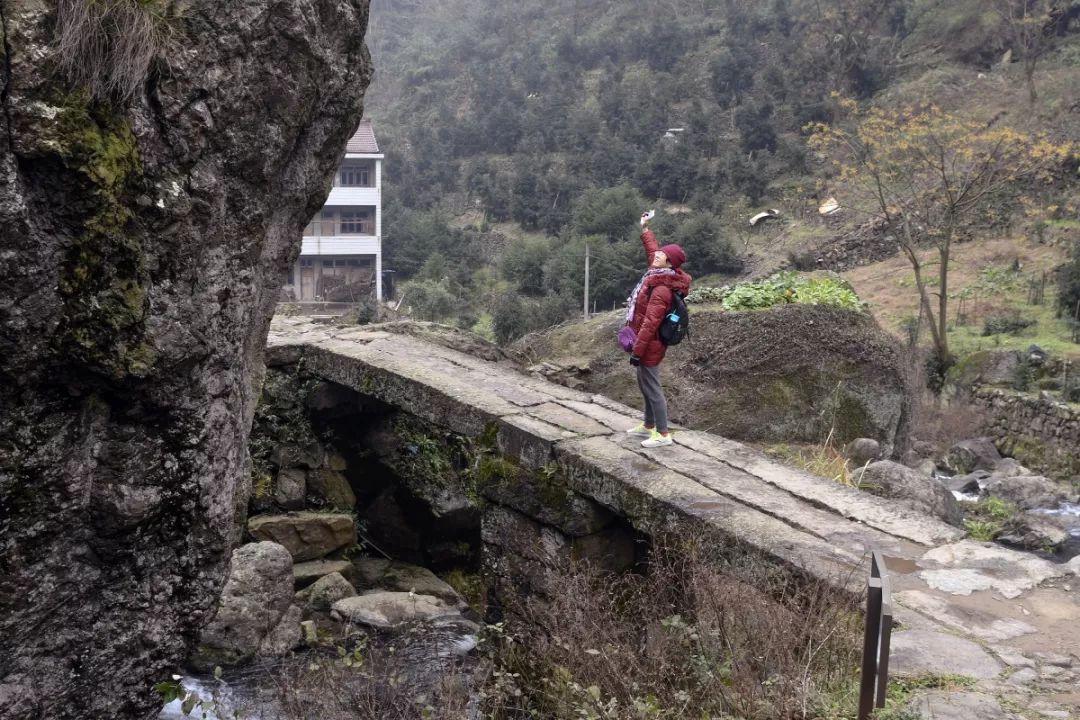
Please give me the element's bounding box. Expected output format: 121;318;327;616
340;209;373;235
300;258;314;268
303;211;318;236
339;164;372;187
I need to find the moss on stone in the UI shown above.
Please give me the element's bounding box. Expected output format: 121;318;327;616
442;569;486;612
49;91;152;379
474;455;521;487
830;390;873;445
996;435;1079;481
477;421;499;452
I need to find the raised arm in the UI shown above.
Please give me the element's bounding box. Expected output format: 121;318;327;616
641;228;659;266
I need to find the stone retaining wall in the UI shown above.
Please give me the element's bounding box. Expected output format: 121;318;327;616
974;388;1080;481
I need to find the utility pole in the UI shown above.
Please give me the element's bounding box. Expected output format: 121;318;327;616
583;241;590;321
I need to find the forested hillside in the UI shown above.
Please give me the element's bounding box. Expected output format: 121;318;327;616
364;0;1080;344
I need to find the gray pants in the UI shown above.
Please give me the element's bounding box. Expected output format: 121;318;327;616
636;365;669;433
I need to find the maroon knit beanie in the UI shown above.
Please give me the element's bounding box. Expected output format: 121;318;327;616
660;244;686;269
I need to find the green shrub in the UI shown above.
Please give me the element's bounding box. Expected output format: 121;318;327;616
685;286;731;304
717;272;862;312
981;314;1036;336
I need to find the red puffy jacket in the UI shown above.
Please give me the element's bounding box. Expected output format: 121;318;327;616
629;229;692;367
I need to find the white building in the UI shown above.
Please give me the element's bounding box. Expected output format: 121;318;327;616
284;119;384;302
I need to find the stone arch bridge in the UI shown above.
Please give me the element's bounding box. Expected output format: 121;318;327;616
267;317;1080;716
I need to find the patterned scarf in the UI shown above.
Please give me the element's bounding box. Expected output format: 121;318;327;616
626;268;676;324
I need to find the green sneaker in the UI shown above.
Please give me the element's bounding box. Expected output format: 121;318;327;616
626;423;653;438
641;430;674;448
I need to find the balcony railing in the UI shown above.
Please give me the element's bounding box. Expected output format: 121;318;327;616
303;220;374;237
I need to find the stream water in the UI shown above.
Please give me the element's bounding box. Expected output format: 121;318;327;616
944;471;1080;560
159;620;480;719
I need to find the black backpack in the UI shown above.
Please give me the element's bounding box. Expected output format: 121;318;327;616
648;287;691;346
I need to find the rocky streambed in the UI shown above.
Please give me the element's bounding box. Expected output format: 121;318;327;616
847;435;1080;559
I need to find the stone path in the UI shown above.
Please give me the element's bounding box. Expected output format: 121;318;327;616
269;318;1080;719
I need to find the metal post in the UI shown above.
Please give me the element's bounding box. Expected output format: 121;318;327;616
583;241;590;321
858;579;883;720
858;550;893;720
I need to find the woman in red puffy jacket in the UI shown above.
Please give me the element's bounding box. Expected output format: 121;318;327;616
625;212;692;448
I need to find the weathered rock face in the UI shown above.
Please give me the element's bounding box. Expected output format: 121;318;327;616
0;1;371;717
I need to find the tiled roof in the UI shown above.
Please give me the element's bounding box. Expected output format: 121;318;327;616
346;119;379;154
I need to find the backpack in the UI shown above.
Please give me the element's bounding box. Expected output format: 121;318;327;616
647;287;691;346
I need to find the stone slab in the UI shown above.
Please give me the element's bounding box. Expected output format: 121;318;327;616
626;436;909;556
917;541;1065;599
909;691;1021;720
893;591;1038;643
494;413;575;471
554;436;862;587
891;629;1003;679
247;513;356;562
293;559;358;589
676;431;963;547
554;399;641;433
525;402;612;437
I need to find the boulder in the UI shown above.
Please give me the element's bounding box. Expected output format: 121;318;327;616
946;350;1022;388
0;0;370;711
306;469;357;511
982;475;1076;511
845;438;881;467
515;304;915;454
258;605;303;658
853;461;962;525
273;441;325;470
295;572;357;611
900;449;924;469
911;440;939;459
274;468;307;511
915;459;937;477
248;513;356;562
944;473;983;496
943;438;1002;475
997;514;1070;552
352;559;463;605
991;458;1032;478
331;592;460;630
190;543;294;671
325;451;349;472
293;559;359;589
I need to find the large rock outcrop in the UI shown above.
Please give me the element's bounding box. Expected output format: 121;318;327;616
515;304;915;454
0;1;371;717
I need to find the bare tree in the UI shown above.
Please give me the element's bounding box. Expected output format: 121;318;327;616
810;103;1072;365
994;0;1053;105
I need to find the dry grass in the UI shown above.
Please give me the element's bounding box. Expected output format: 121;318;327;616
55;0;176;102
842;236;1066;334
765;428;857;486
910;392;988;449
175;535;861;720
483;534;863;720
841;235;1078;360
